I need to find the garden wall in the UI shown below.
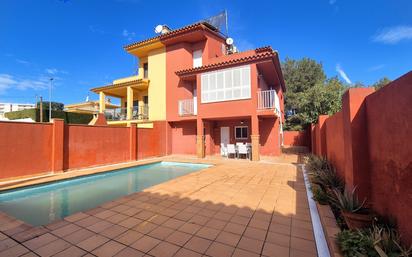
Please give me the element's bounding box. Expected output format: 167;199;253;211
283;129;311;148
0;120;168;180
310;71;412;244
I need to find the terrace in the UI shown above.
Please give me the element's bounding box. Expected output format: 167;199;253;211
0;155;323;257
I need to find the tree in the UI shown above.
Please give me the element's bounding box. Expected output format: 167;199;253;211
282;58;346;130
373;77;391;90
282;58;326;113
36;101;64;111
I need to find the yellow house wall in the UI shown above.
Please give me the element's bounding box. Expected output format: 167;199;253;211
146;47;166;121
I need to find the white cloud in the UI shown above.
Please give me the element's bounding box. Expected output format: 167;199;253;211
122;29;136;41
15;59;30;65
45;68;68;75
373;26;412;44
368;64;385;72
0;74;48;95
336;64;352;84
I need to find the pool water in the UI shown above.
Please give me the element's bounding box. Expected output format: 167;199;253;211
0;162;210;226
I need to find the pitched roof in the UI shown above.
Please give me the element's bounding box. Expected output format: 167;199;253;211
175;46;286;91
123;22;221;51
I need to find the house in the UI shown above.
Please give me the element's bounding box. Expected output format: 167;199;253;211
91;21;285;160
65;99;119;115
0;102;35;120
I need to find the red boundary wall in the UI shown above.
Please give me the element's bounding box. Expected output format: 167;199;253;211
310;71;412;244
283;129;311;148
0;120;167;180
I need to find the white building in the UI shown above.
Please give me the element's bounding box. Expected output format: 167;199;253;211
0;103;35;119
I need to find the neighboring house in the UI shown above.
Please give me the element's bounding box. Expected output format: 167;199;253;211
65;99;119;115
0;103;35;119
91;21;285;160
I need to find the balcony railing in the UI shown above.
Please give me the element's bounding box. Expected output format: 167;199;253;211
178;98;197;116
104;105;149;121
257;90;281;116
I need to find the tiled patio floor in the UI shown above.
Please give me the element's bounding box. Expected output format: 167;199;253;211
0;156;318;257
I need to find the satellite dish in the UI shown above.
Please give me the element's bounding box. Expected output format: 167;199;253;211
155;25;163;34
226;37;234;45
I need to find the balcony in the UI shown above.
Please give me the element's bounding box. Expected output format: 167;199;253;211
257;90;281;116
178;98;197;116
104;105;149;121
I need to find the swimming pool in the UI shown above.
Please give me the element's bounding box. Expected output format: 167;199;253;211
0;161;211;226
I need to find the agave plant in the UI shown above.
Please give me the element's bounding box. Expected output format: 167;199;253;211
361;224;412;257
330;187;366;213
309;163;344;192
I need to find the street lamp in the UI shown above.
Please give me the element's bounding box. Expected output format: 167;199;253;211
49;77;53;122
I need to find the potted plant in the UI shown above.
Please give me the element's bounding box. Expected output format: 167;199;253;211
331;187;374;230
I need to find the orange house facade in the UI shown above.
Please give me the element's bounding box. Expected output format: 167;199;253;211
93;22;286;161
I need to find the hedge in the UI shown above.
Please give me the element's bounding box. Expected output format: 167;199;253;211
5;109;93;124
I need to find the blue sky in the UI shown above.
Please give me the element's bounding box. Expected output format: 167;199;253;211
0;0;411;104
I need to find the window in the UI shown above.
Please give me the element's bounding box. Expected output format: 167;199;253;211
193;50;202;68
235;126;248;140
143;63;148;78
201;65;251;103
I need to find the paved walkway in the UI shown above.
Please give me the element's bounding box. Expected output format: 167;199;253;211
0;156;317;257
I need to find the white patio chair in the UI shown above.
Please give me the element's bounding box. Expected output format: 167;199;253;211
220;143;228;157
238;144;250;160
227;144;237;159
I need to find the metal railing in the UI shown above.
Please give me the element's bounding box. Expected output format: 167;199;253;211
104;105;149;121
178;98;197;116
257;90;281;115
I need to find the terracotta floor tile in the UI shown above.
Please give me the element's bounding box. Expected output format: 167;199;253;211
12;226;48;243
130;235;161;253
64;212;89;223
230;215;250;226
178;222;201;235
223;222;246;235
53;245;86;257
237;236;264;254
183;236;212;254
262;241;290;257
148;241;180;257
163;218;185;230
114;247;145;257
148;226;175;240
0;243;29;257
195;226;220;241
231;248;260;257
205;241;234;257
23;233;58;250
88;220;114;233
165;230;192;246
34;239;71;257
291;227;315;241
289;248;318;257
64;228;95;244
290;237;317;254
173;248;202;257
77;235;110;252
205;219;226;230
269;222;291;236
119;217;143;229
115;230;144;246
101;224;128;239
51;223;82;238
266;231;291;247
243;226;267;241
215;231;241;247
92;240;126;257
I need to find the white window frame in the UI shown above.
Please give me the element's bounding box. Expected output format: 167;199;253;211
193;49;202;68
201;65;251;103
234;126;249;140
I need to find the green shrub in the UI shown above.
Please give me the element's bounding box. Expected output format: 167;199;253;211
5;109;93;124
337;229;376;257
311;184;329;205
330;187;366;213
